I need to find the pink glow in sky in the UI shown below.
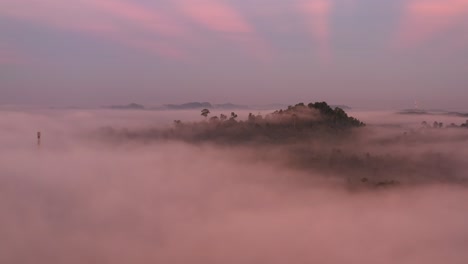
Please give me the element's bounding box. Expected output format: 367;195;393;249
396;0;468;48
301;0;333;62
178;0;253;33
0;0;467;108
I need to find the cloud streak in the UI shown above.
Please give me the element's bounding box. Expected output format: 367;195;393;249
0;0;275;60
177;0;272;60
93;0;184;37
395;0;468;48
177;0;253;33
0;0;186;58
300;0;333;62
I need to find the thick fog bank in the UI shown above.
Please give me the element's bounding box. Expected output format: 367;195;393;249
96;109;468;186
1;109;468;263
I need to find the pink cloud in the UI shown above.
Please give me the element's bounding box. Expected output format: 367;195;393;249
300;0;333;62
395;0;468;48
0;0;186;59
177;0;272;60
89;0;188;58
0;0;104;32
177;0;252;33
92;0;184;37
0;0;274;61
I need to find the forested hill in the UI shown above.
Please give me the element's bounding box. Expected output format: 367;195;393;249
102;102;365;144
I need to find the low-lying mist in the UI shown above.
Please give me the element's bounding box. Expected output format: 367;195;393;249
1;108;468;263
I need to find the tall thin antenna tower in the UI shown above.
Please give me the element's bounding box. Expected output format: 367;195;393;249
37;131;41;147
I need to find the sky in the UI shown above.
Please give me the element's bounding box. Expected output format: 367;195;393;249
0;0;467;109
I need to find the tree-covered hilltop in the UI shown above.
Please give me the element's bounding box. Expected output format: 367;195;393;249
97;102;468;187
102;102;365;145
196;101;365;128
168;102;365;144
268;102;364;128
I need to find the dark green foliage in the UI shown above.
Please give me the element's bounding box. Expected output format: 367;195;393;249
201;108;210;117
422;120;467;129
308;102;365;127
268;102;365;129
164;102;365;144
107;102;365;145
462;120;468;128
102;102;365;144
230;112;238;120
98;103;468;187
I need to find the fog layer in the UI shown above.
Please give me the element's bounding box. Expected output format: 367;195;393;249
1;109;468;263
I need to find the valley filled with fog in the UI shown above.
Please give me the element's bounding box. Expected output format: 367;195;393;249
1;107;468;264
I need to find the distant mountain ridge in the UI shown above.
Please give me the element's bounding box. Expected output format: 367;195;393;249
165;102;250;110
107;103;145;110
166;102;213;110
399;109;468;117
105;102;352;111
214;103;249;110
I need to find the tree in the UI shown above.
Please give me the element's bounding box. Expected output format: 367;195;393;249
248;113;255;122
295;103;305;108
201;109;210;118
309;102;333;115
230;112;238;120
220;114;227;121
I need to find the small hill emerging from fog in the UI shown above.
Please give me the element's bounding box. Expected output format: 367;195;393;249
106;102;365;144
170;102;364;144
98;102;468;187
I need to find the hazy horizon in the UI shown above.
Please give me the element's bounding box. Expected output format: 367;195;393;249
1;102;468;113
